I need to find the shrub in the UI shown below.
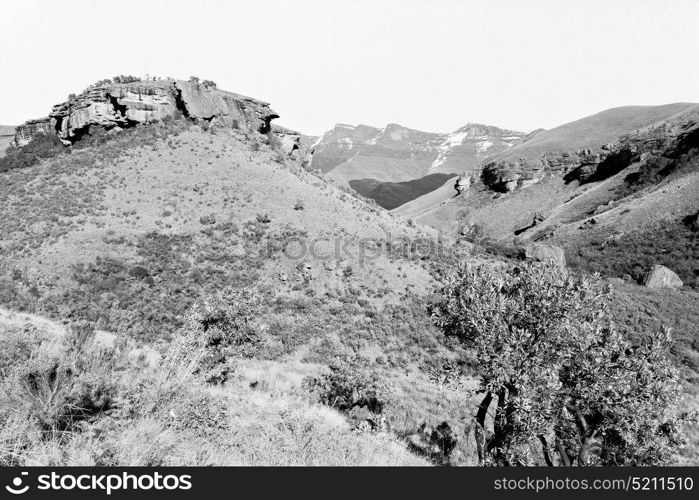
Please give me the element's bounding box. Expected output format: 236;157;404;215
431;261;691;466
0;327;117;435
164;289;266;385
303;357;390;415
256;213;271;224
112;75;140;84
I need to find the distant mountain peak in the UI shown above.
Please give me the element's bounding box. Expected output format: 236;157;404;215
311;121;526;184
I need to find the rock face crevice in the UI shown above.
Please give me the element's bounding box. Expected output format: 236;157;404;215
12;79;280;147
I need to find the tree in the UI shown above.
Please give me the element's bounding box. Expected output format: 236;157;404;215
164;288;266;385
431;262;692;466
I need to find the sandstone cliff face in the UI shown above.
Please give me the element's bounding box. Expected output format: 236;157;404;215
12;79;279;147
11;118;54;147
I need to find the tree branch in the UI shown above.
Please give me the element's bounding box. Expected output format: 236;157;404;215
555;437;571;466
538;435;554;466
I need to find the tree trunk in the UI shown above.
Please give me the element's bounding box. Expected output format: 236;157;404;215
474;392;492;463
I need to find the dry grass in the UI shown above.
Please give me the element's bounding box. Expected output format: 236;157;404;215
0;319;427;466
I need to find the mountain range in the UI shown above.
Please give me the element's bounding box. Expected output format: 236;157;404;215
310;122;525;208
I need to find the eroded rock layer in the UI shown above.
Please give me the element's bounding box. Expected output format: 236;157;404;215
12;80;279;147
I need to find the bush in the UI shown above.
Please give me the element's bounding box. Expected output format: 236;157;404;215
303;357;390;415
0;326;118;436
431;262;691;466
256;213;271;224
164;289;266;384
113;75;140;84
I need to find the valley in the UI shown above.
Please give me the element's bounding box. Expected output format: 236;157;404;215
1;78;697;467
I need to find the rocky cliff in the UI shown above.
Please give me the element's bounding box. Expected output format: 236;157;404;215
479;103;698;192
481;105;699;192
12;79;279;147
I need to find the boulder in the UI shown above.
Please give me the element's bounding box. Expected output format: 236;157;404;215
454;173;471;194
525;244;566;271
643;265;683;289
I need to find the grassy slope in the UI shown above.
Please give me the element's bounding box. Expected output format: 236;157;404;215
0;120;485;464
0;318;429;466
392;175;459;219
498;103;698;160
2;115;697;465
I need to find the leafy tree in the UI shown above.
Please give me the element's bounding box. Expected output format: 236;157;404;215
431;262;692;466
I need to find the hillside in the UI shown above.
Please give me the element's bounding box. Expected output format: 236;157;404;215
1;77;698;466
499;103;697;161
0;83;490;465
350;173;454;210
403;104;699;242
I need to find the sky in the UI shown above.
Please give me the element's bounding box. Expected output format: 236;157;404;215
1;0;697;136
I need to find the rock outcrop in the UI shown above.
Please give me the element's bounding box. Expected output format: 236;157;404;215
643;265;683;289
11;118;54;148
481;106;699;193
481;160;546;192
12;79;279;147
454;173;472;194
525;244;567;271
270;124;302;156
